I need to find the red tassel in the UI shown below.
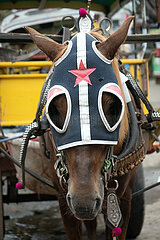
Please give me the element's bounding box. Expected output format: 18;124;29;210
16;182;23;189
112;227;122;240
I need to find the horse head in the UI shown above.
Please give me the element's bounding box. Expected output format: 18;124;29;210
26;16;133;220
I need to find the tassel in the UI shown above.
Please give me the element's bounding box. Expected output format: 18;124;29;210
112;227;122;240
79;8;87;17
16;182;23;189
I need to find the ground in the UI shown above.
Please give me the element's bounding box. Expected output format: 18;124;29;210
136;152;160;240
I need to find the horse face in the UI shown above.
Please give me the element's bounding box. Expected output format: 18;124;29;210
50;92;122;220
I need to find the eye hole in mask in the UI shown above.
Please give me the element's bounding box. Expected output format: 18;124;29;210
98;83;125;132
46;86;71;133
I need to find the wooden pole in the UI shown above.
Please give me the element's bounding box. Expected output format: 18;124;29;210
0;33;160;44
155;0;160;28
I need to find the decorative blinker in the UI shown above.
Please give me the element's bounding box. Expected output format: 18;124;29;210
46;32;125;150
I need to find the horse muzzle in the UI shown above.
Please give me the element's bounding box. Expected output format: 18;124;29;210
66;192;102;220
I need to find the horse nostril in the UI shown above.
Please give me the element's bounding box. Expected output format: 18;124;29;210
66;193;74;211
94;197;102;211
66;193;71;202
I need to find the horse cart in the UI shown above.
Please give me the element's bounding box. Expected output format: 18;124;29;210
0;1;160;240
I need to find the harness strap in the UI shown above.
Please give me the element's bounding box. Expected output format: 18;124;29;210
111;142;145;178
118;59;160;123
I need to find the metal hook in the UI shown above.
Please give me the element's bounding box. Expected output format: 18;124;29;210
100;17;112;34
106;179;119;191
61;16;76;32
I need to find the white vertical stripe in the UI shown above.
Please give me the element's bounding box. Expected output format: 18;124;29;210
77;33;91;141
77;32;86;67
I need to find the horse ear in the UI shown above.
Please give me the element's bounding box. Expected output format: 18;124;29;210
25;27;66;61
97;16;134;60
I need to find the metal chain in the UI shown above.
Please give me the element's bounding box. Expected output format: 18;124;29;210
54;152;69;190
19;121;39;187
102;146;117;189
19;122;39;165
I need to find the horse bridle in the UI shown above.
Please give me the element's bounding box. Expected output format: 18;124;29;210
53;144;118;191
54;150;69;190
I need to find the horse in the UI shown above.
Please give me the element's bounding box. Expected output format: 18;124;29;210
26;16;149;240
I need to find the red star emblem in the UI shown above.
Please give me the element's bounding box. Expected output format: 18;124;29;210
68;60;96;87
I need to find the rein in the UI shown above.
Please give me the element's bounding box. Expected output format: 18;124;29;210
0;145;55;189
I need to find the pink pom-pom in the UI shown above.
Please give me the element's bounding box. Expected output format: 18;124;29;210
16;182;23;189
113;227;122;236
79;8;87;17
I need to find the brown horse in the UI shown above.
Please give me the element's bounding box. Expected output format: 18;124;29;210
26;17;148;240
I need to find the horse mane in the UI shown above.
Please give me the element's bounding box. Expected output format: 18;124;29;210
54;30;129;154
